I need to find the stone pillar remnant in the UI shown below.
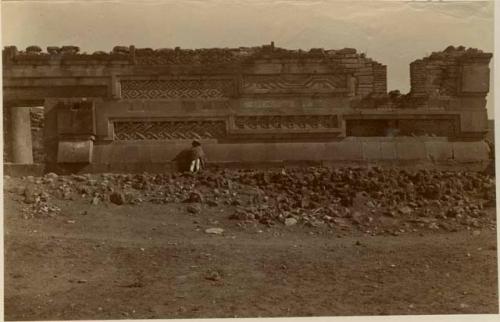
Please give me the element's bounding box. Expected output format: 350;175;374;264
9;106;33;164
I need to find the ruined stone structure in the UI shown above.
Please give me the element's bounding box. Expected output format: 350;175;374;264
2;43;493;172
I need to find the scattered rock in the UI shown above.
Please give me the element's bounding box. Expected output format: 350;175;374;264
71;174;87;182
23;185;37;204
399;206;413;215
185;191;204;203
110;192;125;205
206;200;219;207
187;204;202;214
205;270;223;281
205;227;224;235
45;172;58;179
231;199;242;206
91;196;100;205
229;209;253;220
5;167;495;234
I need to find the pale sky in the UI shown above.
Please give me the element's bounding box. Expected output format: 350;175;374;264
1;0;495;117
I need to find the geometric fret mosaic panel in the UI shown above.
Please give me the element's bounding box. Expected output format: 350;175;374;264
121;80;233;99
113;115;339;141
234;115;339;130
242;75;347;94
113;120;227;140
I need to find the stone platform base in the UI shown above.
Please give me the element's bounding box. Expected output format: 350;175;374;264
47;137;492;174
6;138;492;176
4;163;45;177
43;159;492;175
92;137;490;164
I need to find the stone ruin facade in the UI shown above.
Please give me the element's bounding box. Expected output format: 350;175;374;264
2;43;493;172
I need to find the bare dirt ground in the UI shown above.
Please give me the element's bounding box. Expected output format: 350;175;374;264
4;190;499;320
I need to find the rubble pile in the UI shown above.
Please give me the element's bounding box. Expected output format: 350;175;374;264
4;167;496;234
9;179;62;219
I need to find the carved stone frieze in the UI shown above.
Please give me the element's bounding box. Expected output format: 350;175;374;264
242;75;347;94
120;80;233;99
234;115;339;130
113;120;227;140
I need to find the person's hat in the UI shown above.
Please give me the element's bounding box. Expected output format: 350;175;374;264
192;140;201;146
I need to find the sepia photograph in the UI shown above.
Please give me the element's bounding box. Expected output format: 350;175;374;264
1;0;498;320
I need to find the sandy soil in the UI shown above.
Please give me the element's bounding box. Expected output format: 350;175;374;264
3;193;498;320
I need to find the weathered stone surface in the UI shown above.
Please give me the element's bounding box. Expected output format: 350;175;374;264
410;46;492;98
2;44;493;168
8;106;33;164
57;140;93;163
453;142;489;162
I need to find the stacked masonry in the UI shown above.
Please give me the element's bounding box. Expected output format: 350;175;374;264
410;46;491;98
326;48;386;96
1;44;493;170
4;44;387;99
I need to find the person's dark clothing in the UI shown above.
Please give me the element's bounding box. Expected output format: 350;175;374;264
172;146;206;172
189;146;206;166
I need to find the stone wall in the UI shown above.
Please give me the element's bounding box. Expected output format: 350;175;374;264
2;44;493;169
3;43;387;102
3;108;11;162
30;107;45;163
410;46;492;99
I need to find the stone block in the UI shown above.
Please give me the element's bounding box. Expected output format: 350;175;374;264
461;64;490;93
459;109;488;133
357;75;374;84
341;58;359;64
452;141;489;162
380;142;397;160
57;140;93;163
424;141;453;161
274;143;325;161
323;141;363;160
111;75;121;99
362;142;381;160
354;67;373;75
362;142;397;161
57;101;96;136
3;163;45;177
395;141;427;160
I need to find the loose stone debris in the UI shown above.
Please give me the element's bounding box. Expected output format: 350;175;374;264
4;166;496;235
205;228;225;235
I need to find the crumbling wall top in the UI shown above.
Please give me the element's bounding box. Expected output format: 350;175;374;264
409;46;492;99
412;46;492;64
3;43;381;67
